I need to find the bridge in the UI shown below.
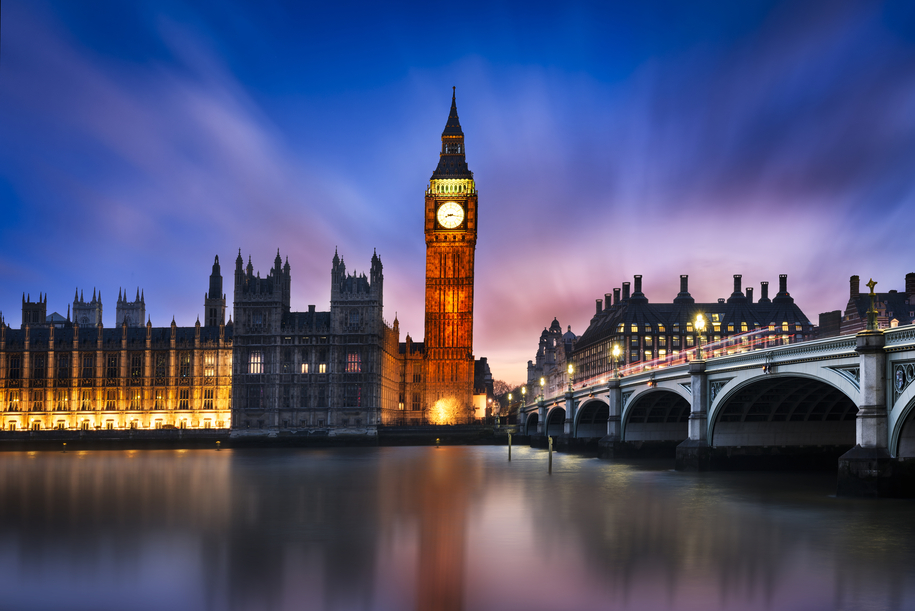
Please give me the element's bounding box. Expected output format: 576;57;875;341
519;325;915;497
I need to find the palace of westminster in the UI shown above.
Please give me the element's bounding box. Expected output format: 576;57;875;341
0;91;487;434
4;91;913;435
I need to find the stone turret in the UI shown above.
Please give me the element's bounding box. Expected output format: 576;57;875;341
205;255;226;328
116;287;145;327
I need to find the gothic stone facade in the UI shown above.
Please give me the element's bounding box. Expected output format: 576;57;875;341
231;249;401;433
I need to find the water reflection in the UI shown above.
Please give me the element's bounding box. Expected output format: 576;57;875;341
0;447;913;610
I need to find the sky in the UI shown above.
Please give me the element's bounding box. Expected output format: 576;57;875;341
2;0;915;384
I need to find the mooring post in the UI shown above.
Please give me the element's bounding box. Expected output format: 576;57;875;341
508;432;512;461
548;436;553;473
62;442;66;454
216;440;221;451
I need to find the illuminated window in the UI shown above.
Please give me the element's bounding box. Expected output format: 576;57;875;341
7;390;20;411
55;391;68;411
80;391;91;411
727;323;734;332
617;324;625;333
795;324;802;331
644;350;653;361
644;324;651;333
129;390;141;410
7;423;16;431
319;363;327;374
248;351;264;374
154;390;165;410
204;352;216;377
672;336;680;347
658;325;665;333
659;336;666;347
412;392;422;411
106;421;114;430
781;322;789;332
31;390;43;412
631;324;638;333
178;389;189;410
204;388;214;409
80;421;89;430
56;422;65;430
686;322;694;333
301;363;309;374
714;335;721;342
686;336;695;347
346;352;361;373
105;390;116;410
713;324;721;333
741;322;748;332
769;324;776;331
659;349;667;360
644;336;653;347
155;421;163;429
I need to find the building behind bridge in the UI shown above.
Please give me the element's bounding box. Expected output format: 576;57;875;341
569;273;815;382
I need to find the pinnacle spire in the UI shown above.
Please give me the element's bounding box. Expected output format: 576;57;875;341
432;88;471;179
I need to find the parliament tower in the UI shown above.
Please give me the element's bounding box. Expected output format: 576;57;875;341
423;88;477;418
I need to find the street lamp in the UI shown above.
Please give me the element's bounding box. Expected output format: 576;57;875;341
567;363;574;392
540;376;545;401
611;343;621;379
695;314;706;360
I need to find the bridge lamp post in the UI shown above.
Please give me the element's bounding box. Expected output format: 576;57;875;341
567;363;574;392
696;314;706;360
521;386;526;420
611;344;621;379
540;377;545;402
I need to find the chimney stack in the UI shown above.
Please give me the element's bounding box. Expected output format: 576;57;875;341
622;282;631;300
779;274;788;295
634;275;642;294
605;293;612;309
746;287;753;303
850;275;860;298
595;299;602;316
760;281;770;302
733;274;742;294
680;275;688;294
613;288;621;304
906;273;915;296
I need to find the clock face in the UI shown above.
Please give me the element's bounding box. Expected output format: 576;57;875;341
437;201;464;229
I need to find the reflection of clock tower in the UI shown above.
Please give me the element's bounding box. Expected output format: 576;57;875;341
423;88;477;418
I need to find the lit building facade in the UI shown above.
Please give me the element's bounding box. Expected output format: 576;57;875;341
526;318;578;400
571;274;815;382
835;273;915;336
0;260;232;431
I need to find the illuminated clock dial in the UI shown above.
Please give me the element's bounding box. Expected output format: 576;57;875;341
437;201;464;229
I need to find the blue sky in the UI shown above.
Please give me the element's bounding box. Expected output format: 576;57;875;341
2;0;915;383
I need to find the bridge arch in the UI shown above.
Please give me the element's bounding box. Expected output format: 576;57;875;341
708;372;857;448
524;412;539;436
574;398;609;438
621;387;689;443
545;407;565;438
889;382;915;457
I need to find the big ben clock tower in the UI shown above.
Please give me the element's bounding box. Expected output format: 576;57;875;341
424;88;477;420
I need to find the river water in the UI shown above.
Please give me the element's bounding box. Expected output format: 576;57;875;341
0;445;913;611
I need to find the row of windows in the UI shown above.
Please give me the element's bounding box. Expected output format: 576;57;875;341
615;322;804;335
243;384;363;409
4;420;224;432
4;388;218;411
247;350;359;374
4;352;220;380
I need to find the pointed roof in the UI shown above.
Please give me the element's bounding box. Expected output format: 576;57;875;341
442;87;464;137
432;87;473;180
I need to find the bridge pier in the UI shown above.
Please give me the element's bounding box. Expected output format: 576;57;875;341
563;389;575;437
598;378;623;458
838;330;895;496
676;360;711;471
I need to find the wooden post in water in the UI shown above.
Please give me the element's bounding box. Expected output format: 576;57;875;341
548;436;553;473
508;432;512;461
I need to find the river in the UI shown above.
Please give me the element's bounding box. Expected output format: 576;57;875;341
0;445;913;610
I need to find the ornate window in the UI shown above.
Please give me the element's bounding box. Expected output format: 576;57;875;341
57;355;70;381
204;352;216;378
301;363;309;374
31;390;43;411
248;351;263;374
80;390;91;411
129;390;141;410
203;388;214;409
178;388;190;409
346;352;361;373
8;355;21;380
179;352;191;379
105;390;116;410
32;354;47;381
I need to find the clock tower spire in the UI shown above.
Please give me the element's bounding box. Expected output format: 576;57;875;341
423;88;478;422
